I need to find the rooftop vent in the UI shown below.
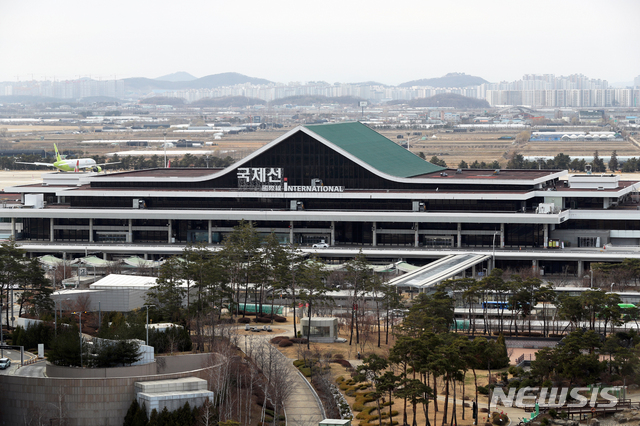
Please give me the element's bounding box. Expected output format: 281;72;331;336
456;168;463;174
494;169;501;175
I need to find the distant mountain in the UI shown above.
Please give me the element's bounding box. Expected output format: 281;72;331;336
155;71;197;82
124;72;273;93
387;93;490;109
399;73;488;88
270;95;367;106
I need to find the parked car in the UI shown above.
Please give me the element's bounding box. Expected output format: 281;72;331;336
0;358;11;369
312;242;329;248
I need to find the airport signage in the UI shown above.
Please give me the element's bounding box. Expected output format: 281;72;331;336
237;167;344;192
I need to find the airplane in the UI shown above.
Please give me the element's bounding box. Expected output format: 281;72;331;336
15;144;120;172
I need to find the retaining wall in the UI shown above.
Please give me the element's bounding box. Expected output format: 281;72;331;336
0;354;221;426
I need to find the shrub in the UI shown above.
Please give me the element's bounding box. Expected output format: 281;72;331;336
237;317;251;324
548;409;557;418
477;386;489;395
278;339;293;347
290;337;308;344
254;317;272;323
270;336;287;344
491;412;510;426
293;359;306;368
300;367;311;377
273;315;287;323
541;418;550;426
331;359;353;368
333;353;344;359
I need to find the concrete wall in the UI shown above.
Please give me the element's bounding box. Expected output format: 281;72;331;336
157;353;215;375
0;355;221;426
47;361;157;378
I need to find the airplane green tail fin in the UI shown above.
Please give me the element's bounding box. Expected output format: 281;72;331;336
54;144;62;162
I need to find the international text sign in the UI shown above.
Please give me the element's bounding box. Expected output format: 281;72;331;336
237;167;344;192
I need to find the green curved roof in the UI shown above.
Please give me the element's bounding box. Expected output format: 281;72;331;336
304;122;445;178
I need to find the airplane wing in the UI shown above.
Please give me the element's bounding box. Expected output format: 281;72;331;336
95;162;121;167
15;161;57;167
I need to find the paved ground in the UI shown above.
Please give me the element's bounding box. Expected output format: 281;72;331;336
236;323;326;425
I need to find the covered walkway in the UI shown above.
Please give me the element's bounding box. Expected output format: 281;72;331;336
389;253;490;291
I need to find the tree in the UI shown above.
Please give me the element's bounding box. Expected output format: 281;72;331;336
218;220;262;317
344;251;374;346
609;150;619;172
429;156;447;167
146;256;187;324
299;257;330;349
592;150;606;172
355;354;391;426
458;160;468;169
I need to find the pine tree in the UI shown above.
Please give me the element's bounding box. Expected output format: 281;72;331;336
609;150;619;172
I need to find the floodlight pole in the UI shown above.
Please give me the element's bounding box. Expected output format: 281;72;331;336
73;312;83;368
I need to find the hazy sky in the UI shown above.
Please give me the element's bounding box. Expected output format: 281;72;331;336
1;0;638;85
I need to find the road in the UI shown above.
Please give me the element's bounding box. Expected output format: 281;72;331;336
0;348;43;376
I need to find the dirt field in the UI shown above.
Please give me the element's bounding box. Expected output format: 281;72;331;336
5;124;639;170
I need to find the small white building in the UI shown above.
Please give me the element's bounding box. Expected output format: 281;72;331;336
300;317;339;343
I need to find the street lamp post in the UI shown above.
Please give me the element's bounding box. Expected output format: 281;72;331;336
492;231;498;271
163;131;167;168
146;305;155;346
72;311;83;368
54;298;71;337
1;302;3;358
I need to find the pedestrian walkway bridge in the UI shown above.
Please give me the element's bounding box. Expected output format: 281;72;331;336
389;253;490;290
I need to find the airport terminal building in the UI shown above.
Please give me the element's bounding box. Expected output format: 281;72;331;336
4;121;640;276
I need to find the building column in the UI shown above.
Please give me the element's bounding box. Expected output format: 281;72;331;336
372;222;377;247
472;264;476;277
128;219;132;243
144;253;148;260
289;221;294;245
457;223;462;248
103;252;108;260
577;260;584;277
543;224;549;248
89;218;94;243
208;220;212;244
50;218;55;242
532;259;538;274
167;220;172;244
500;223;505;248
330;221;335;246
10;217;15;240
414;223;419;247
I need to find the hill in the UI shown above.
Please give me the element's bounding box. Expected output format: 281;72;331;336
190;96;266;108
154;71;197;82
387;93;489;109
269;95;366;106
399;72;488;88
124;72;273;93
